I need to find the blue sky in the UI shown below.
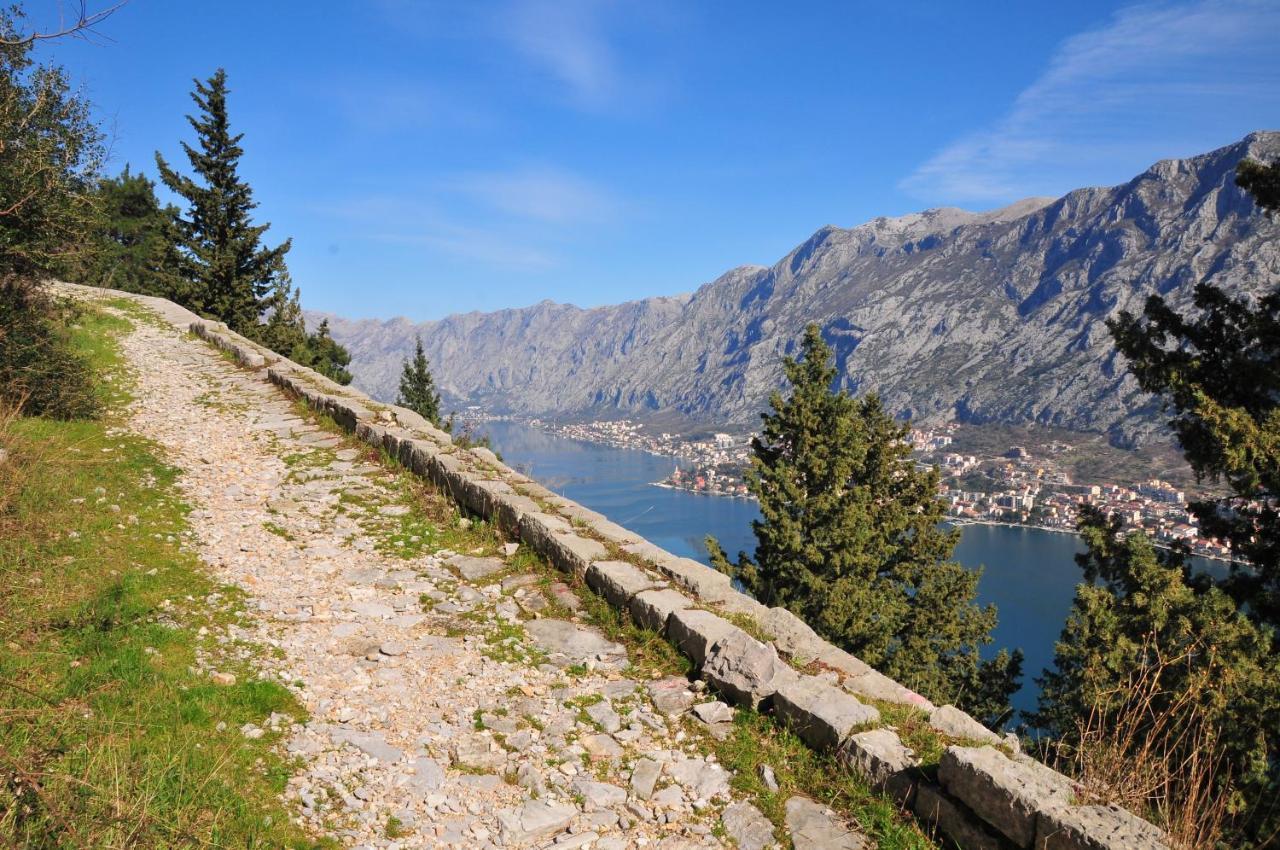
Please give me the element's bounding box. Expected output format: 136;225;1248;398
36;0;1280;320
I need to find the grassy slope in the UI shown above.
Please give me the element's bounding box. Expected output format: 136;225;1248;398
0;302;327;848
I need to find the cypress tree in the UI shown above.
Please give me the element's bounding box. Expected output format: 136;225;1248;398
709;324;1022;721
397;336;442;426
155;69;289;331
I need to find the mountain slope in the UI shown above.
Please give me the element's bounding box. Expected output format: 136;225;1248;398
318;132;1280;445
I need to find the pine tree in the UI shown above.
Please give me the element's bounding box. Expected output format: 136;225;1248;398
305;319;352;385
1235;157;1280;214
254;274;310;361
75;166;183;298
708;324;1022;721
155;69;290;331
396;336;442;426
1035;157;1280;845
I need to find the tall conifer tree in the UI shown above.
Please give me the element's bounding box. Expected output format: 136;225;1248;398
397;337;442;426
709;324;1022;721
1034;158;1280;845
155;69;289;331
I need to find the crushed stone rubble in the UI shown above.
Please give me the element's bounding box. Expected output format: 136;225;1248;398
110;315;870;849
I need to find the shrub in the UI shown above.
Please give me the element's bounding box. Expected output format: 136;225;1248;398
0;281;98;419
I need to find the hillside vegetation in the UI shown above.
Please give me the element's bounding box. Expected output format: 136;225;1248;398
0;301;323;848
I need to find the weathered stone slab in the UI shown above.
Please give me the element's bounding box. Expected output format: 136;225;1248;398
402;439;436;477
692;700;734;724
913;783;1007;850
1036;804;1171;850
629;588;693;633
702;629;800;709
547;581;582;613
585;560;658;607
585;700;622;733
667;608;743;668
621;539;679;567
571;778;627;809
552;534;609;578
524;619;626;667
630;757;662;799
938;746;1074;847
590;517;642;544
386;404;428;429
647;676;696;716
329;728;403;763
931;704;1002;744
496;800;576;845
715;590;772;624
666;757;731;802
839;728;918;803
774;675;879;751
447;554;506;581
785;796;868;850
761;606;827;660
469;446;502;466
844;667;934;710
660;556;732;602
406;756;445;793
450;735;507;771
491;491;543;534
721;800;775;850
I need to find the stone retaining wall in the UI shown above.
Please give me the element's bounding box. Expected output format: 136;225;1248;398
64;282;1169;850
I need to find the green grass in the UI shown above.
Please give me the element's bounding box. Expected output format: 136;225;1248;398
263;521;295;541
709;711;936;849
0;303;329;849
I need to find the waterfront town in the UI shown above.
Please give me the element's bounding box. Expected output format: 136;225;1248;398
496;415;1237;563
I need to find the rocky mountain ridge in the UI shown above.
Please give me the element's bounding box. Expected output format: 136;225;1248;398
316;132;1280;445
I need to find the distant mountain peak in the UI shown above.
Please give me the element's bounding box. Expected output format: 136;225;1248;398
321;132;1279;447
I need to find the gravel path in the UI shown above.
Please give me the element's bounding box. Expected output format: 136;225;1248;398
110;312;869;850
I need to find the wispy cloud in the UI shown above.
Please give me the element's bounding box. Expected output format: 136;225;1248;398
309;194;558;272
901;0;1280;204
328;80;496;135
376;224;558;271
453;167;619;224
499;0;620;108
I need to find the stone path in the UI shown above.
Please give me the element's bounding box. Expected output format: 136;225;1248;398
111;313;871;849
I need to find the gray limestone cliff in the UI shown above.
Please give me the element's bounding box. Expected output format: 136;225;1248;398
317;132;1280;445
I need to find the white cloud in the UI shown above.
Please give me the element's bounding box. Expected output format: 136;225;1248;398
377;224;558;271
497;0;622;108
453;167;618;223
329;80;496;135
901;0;1280;204
309;194;558;271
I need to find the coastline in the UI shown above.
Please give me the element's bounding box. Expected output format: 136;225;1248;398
655;485;1240;567
486;416;1241;569
651;481;756;501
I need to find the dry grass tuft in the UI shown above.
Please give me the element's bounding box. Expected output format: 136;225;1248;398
1046;637;1234;850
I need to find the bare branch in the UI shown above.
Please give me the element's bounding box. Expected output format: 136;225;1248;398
1;1;127;47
